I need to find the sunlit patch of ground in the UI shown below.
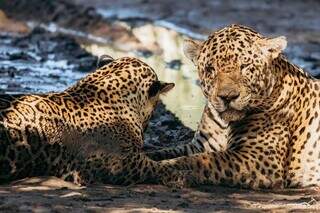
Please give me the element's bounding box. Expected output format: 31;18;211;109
1;177;320;212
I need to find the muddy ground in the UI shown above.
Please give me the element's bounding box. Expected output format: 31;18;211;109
1;0;320;212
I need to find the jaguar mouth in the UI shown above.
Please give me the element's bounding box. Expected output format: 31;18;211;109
208;102;245;122
220;109;246;122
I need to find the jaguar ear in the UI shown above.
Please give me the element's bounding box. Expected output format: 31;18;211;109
257;36;287;59
183;39;202;63
148;81;175;98
97;55;114;68
159;82;175;94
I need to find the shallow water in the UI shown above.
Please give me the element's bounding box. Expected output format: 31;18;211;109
82;24;206;129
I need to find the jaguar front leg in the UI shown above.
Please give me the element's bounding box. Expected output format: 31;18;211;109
161;150;285;189
77;150;191;188
117;152;192;188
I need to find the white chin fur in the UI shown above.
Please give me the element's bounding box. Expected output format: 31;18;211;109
211;98;226;113
207;102;229;128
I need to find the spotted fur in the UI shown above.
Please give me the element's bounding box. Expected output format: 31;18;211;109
0;56;188;187
159;24;320;189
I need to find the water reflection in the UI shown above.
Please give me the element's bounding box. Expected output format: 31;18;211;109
83;24;205;129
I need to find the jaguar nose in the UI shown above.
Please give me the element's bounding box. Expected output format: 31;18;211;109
217;90;240;104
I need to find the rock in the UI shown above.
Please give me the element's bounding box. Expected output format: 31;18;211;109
166;59;182;70
135;49;154;58
0;10;29;34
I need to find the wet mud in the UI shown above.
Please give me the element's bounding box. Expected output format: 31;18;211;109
0;28;96;93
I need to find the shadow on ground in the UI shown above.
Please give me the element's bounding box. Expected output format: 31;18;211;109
1;177;320;212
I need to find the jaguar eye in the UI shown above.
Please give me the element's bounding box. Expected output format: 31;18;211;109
204;65;214;73
240;64;249;70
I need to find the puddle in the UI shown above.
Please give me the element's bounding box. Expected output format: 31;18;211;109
82;24;206;129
